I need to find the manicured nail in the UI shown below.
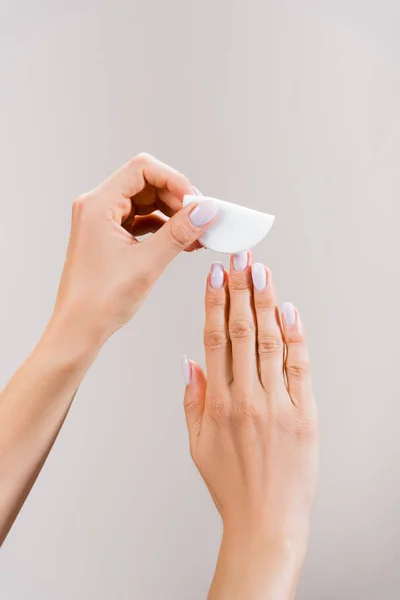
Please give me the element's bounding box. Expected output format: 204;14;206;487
189;200;218;228
192;185;203;196
182;355;191;385
233;250;248;272
282;302;296;327
252;263;267;291
210;262;225;289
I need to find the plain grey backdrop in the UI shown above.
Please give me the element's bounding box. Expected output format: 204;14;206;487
1;1;400;598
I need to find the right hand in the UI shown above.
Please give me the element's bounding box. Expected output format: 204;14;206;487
52;153;218;347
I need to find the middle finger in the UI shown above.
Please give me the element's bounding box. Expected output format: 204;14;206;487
228;250;258;391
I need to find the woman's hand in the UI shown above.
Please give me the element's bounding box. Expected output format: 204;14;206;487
0;153;216;545
183;252;319;600
53;152;217;349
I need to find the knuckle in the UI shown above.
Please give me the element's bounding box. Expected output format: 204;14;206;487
232;395;261;424
289;409;319;440
132;152;153;166
286;360;311;380
300;416;318;439
184;396;198;413
258;334;284;356
229;318;255;342
305;406;319;435
204;328;228;352
169;220;194;249
72;193;91;217
206;293;226;310
229;277;251;292
255;295;276;311
207;392;230;422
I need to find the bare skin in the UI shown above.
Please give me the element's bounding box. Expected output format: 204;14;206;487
183;253;319;599
0;153;318;600
0;153;218;545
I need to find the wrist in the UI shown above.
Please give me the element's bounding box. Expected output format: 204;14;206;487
40;305;105;374
221;521;309;568
209;526;307;600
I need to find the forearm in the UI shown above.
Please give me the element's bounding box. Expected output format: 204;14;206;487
0;309;102;545
208;528;307;600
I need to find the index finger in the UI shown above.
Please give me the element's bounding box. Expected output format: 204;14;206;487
97;152;193;211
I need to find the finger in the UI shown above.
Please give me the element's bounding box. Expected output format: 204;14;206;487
143;200;218;273
182;356;206;457
185;240;203;252
156;193;181;218
228;250;258;391
129;185;158;215
192;185;203;196
99;153;193;213
282;302;314;410
127;214;167;237
133;196;203;252
251;264;285;395
204;262;232;389
124;212;202;252
126;186;190;220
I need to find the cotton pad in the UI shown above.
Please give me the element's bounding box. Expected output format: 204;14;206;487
183;195;275;254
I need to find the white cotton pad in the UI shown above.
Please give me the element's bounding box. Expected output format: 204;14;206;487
183;195;275;254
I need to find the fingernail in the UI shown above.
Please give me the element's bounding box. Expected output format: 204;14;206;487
233;250;248;272
192;185;203;196
189;200;218;228
283;302;296;327
182;355;191;385
252;263;267;291
210;262;225;289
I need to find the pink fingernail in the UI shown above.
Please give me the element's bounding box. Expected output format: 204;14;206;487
210;262;225;289
252;263;267;291
189;200;218;228
233;250;248;272
282;302;296;327
182;355;191;385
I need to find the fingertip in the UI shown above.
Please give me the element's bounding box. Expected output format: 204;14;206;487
209;262;226;290
182;354;192;386
182;356;206;389
205;264;228;316
251;262;268;292
188;200;219;229
282;302;297;327
282;302;304;341
190;360;207;385
230;249;252;273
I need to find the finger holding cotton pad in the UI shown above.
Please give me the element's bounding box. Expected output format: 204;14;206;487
183;195;275;254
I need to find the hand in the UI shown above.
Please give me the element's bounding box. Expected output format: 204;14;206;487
53;152;218;347
0;153;218;544
182;252;319;599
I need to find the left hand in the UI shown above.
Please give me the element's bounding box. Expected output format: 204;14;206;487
182;252;319;598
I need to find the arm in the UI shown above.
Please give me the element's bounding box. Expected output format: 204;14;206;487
0;312;98;542
182;254;319;599
0;152;218;546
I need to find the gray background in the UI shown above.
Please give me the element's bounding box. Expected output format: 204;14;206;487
1;1;400;598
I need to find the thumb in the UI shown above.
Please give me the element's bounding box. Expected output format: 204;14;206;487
145;200;218;272
182;355;206;457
